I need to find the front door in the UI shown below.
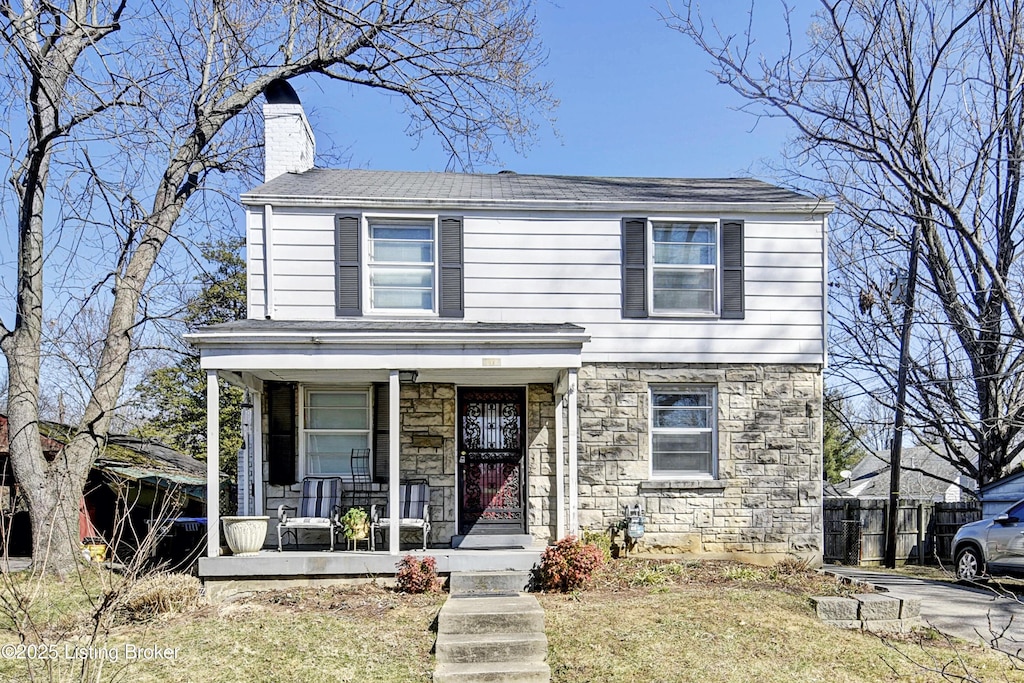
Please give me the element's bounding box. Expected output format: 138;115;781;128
458;388;526;535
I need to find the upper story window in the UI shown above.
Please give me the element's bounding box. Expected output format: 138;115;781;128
336;214;464;318
651;221;717;314
650;385;717;479
368;219;435;311
622;218;744;320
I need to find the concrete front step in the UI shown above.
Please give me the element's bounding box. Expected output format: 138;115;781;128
439;595;545;635
434;631;548;665
433;661;551;683
448;570;531;595
452;534;535;549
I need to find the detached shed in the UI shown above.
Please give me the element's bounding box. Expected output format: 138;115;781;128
0;415;210;558
979;470;1024;518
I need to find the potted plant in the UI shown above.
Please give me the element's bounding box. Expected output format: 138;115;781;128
341;507;369;542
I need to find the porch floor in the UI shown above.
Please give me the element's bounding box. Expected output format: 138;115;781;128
198;547;542;597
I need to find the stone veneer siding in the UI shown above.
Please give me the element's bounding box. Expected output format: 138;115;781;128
575;363;823;564
261;362;822;563
263;382;553;548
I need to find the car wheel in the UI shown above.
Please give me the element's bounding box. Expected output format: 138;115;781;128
955;546;985;582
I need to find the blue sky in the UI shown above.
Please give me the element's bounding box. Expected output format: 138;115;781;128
295;0;811;180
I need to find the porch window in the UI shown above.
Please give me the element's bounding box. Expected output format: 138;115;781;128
650;385;716;478
303;390;370;477
368;219;435;311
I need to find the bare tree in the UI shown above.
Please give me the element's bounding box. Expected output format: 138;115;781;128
0;0;553;575
664;0;1024;486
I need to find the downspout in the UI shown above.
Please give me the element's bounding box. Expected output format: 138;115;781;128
264;204;275;319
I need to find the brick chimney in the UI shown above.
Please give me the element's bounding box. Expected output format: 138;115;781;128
262;79;315;182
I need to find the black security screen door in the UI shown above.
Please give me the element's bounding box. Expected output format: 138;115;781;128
458;388;526;535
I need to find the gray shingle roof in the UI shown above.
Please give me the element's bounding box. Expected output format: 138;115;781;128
243;169;817;206
833;444;977;501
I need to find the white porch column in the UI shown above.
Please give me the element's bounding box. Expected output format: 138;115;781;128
554;382;566;540
568;369;579;536
388;370;400;555
206;370;221;557
252;391;264;516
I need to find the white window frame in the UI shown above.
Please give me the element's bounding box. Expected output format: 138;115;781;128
649;384;717;480
648;218;720;316
299;386;372;479
363;213;439;315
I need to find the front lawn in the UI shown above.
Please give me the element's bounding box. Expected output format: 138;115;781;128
0;560;1019;682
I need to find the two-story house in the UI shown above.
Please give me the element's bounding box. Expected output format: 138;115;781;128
190;82;830;584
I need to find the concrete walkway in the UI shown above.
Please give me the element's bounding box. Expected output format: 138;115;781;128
827;565;1024;656
1;557;31;572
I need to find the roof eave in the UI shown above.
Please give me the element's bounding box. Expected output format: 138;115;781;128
238;193;835;215
184;329;592;348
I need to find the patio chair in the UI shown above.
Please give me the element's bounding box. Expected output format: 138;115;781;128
277;477;343;551
370;481;431;551
349;448;372;510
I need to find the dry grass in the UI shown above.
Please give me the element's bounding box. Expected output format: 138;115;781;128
541;559;1024;683
0;560;1020;682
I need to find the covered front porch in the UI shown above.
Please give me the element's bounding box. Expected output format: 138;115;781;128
187;320;589;576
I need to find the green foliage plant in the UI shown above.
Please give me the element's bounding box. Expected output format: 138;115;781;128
581;528;612;562
341;507;369;540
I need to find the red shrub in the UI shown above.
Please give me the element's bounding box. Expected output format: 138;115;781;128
534;535;605;592
396;555;441;593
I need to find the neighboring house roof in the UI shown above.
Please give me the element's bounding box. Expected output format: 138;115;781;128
241;168;832;212
0;414;207;496
831;444;977;502
980;469;1024;496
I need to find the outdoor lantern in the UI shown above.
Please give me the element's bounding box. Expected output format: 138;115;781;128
625;504;645;540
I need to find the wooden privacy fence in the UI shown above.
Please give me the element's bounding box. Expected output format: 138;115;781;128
823;498;981;566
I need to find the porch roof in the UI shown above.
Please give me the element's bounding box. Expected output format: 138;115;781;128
185;319;589;384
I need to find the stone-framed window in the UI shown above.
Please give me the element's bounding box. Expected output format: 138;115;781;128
650;385;717;479
302;388;371;477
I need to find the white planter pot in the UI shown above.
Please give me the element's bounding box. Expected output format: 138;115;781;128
221;516;269;556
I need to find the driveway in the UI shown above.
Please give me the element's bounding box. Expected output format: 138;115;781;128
827;565;1024;656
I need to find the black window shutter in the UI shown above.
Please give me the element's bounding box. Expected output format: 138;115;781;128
621;218;648;318
372;383;390;483
721;220;745;319
336;215;361;316
438;216;464;318
266;381;297;486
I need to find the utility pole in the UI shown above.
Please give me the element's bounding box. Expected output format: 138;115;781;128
884;220;921;569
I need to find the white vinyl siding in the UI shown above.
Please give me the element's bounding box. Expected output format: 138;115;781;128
650;386;716;478
249;208;826;364
302;389;370;477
